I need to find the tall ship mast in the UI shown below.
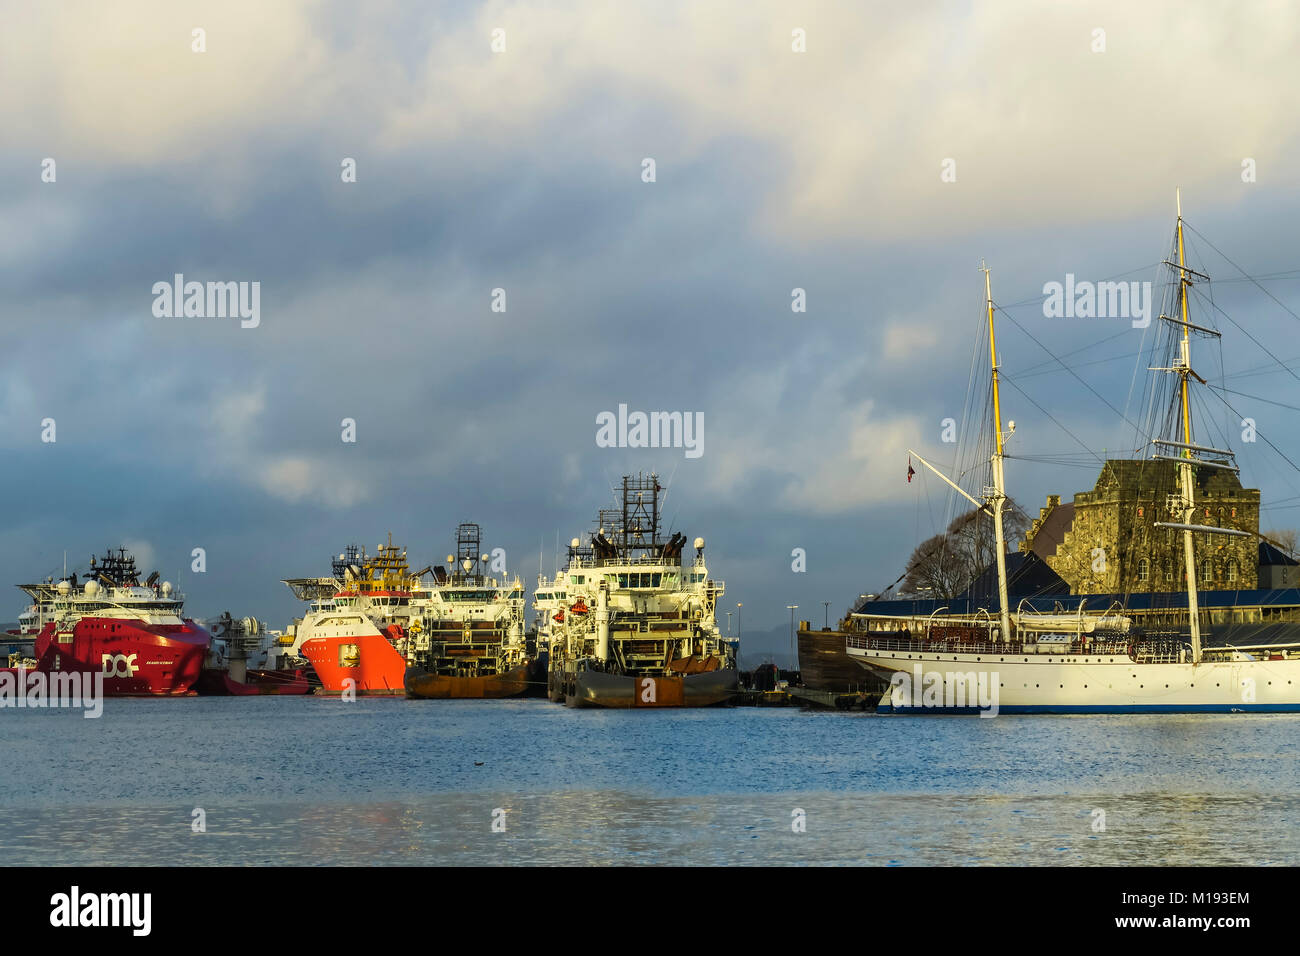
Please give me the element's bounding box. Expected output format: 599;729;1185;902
542;474;737;707
403;522;538;699
844;196;1300;713
6;548;210;696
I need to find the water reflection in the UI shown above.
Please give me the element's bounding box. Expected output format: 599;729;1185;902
0;790;1295;865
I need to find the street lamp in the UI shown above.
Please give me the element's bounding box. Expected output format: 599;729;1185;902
823;601;831;628
786;605;799;674
737;603;742;642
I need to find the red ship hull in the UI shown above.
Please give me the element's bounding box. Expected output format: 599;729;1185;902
195;668;311;696
31;619;209;696
300;633;407;695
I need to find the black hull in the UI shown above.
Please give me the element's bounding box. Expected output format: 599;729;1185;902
797;628;889;694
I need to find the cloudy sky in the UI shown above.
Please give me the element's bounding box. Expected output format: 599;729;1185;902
3;1;1300;663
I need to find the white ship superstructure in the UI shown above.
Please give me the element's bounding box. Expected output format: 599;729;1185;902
543;475;738;707
404;522;528;679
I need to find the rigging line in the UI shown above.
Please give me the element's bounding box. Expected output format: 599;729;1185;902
1190;219;1300;310
1205;389;1300;477
1185;285;1300;386
1184;220;1300;324
1015;348;1141;380
1003;455;1111;470
995;305;1150;438
1123;236;1167;454
1213;272;1300;284
1207;384;1300;413
1223;354;1300;379
997;375;1105;464
1014;327;1135;376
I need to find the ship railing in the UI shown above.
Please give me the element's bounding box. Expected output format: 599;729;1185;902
845;633;1023;655
846;632;1140;658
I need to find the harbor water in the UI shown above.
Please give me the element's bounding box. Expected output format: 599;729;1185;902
2;698;1297;865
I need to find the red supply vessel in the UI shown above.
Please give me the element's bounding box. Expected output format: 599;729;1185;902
12;549;210;696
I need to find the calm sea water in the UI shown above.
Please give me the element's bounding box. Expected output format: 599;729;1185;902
1;697;1296;865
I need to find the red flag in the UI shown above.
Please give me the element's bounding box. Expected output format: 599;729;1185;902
907;457;915;483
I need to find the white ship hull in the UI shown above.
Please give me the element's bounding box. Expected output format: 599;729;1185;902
849;646;1300;713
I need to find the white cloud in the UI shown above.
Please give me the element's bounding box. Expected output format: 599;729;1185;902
120;539;157;574
883;322;939;360
256;455;368;509
8;1;1299;239
699;349;927;514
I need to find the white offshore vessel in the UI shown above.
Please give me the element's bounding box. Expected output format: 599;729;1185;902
403;522;536;699
542;474;738;708
847;196;1300;713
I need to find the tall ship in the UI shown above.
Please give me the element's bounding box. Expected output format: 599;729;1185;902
283;538;420;695
542;474;738;707
12;548;210;696
403;523;536;699
844;195;1300;713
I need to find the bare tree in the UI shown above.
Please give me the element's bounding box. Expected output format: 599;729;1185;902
900;531;971;600
901;500;1031;599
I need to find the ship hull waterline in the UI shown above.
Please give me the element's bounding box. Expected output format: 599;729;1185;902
404;660;543;700
300;632;406;696
849;647;1300;714
562;667;739;708
195;668;311;696
28;620;209;697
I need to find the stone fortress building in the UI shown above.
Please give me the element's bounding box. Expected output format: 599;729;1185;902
1019;459;1268;594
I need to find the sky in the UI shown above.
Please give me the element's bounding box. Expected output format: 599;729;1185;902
3;1;1300;665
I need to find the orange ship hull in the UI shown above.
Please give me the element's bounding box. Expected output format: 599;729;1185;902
300;632;406;695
